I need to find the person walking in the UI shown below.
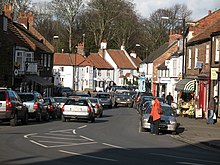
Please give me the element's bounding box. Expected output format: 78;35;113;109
207;96;218;124
166;92;173;105
150;97;161;135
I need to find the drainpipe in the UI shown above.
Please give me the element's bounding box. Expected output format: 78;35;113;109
209;37;213;102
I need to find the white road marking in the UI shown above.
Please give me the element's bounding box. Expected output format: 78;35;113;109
102;143;127;150
31;135;85;141
59;150;117;162
49;129;73;133
80;135;94;141
45;133;77;137
176;162;204;165
30;140;48;148
24;133;37;138
78;125;87;129
73;129;76;134
151;153;219;164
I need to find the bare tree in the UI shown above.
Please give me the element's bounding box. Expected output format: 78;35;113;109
50;0;84;53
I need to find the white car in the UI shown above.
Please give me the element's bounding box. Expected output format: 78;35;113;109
61;97;95;123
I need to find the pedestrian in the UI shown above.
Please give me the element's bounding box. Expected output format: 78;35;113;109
87;91;91;97
166;92;173;105
207;96;218;124
150;97;161;135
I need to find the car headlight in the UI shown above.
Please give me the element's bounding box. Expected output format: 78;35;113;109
169;120;177;124
117;98;120;100
127;98;130;101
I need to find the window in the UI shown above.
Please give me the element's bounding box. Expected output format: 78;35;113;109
15;51;23;71
44;54;47;67
48;55;51;67
195;48;198;68
188;49;192;69
107;70;110;76
41;54;44;65
25;52;33;62
173;59;177;77
98;70;101;76
60;67;64;72
215;38;220;62
86;67;89;73
206;45;209;64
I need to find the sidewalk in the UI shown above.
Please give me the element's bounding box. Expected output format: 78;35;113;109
173;116;220;150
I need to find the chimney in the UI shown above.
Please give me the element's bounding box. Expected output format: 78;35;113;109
18;11;28;28
169;31;182;44
28;11;34;28
77;42;85;56
3;4;13;20
208;10;212;15
100;39;107;49
130;50;137;58
0;12;8;32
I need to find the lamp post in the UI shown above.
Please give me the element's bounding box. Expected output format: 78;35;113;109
161;16;186;79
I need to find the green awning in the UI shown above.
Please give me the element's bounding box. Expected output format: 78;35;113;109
175;79;195;93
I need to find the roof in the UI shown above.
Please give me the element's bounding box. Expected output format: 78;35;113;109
87;53;113;69
143;41;177;63
130;56;142;68
54;53;93;66
13;22;52;53
158;62;167;70
188;19;220;45
107;49;136;69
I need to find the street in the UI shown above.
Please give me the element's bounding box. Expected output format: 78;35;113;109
0;107;219;165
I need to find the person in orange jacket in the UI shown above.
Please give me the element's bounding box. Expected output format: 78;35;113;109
150;97;161;135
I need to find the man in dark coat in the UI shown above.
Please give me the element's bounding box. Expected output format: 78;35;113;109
208;96;218;124
166;92;173;105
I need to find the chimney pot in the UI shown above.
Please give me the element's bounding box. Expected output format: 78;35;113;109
208;10;212;15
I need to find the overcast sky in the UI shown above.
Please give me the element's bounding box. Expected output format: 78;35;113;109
34;0;220;21
133;0;220;20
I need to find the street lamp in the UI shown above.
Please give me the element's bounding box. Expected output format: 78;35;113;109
161;16;186;79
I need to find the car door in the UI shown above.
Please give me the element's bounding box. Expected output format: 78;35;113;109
12;91;25;117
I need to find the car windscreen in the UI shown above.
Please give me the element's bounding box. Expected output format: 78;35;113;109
89;98;98;103
54;98;67;103
145;105;173;116
97;94;110;98
18;94;35;102
0;91;6;101
66;99;88;106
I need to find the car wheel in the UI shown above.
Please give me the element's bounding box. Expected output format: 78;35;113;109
52;111;57;119
43;112;50;121
128;103;132;108
10;113;18;126
21;111;28;125
61;115;66;122
99;112;103;118
114;102;117;108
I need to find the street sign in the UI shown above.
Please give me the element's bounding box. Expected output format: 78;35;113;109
14;69;18;76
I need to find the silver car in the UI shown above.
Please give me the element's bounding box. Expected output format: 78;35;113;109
88;97;103;118
140;103;179;134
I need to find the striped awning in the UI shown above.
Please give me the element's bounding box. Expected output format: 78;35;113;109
175;79;196;93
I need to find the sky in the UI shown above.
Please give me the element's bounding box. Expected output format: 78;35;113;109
35;0;220;21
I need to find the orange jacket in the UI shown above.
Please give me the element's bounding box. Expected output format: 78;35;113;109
150;98;161;121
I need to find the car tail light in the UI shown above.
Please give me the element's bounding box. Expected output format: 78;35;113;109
48;105;53;110
34;102;38;109
62;105;65;112
5;92;12;112
95;104;99;109
87;107;91;113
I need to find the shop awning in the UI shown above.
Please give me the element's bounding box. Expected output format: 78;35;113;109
175;79;195;93
25;75;53;87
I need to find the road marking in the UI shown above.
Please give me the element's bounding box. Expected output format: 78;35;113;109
176;162;204;165
49;129;73;133
151;153;219;164
31;135;85;141
30;140;48;148
78;125;87;129
80;135;94;141
45;133;77;137
24;133;37;138
73;129;76;134
59;150;117;162
102;143;127;150
46;141;97;148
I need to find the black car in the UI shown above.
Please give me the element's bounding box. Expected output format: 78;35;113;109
44;97;60;119
18;92;49;121
0;88;28;126
112;91;133;107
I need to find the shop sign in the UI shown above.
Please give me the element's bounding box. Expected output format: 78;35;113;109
211;68;219;80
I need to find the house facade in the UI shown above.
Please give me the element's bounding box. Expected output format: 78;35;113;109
0;4;54;96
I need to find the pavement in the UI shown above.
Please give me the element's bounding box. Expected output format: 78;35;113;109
173;116;220;151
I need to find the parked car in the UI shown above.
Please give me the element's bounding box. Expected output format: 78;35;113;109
112;90;133;107
88;97;103;118
140;103;179;134
44;97;61;119
133;92;153;109
137;95;153;113
0;87;28;126
61;97;95;123
93;92;112;108
18;92;49;121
